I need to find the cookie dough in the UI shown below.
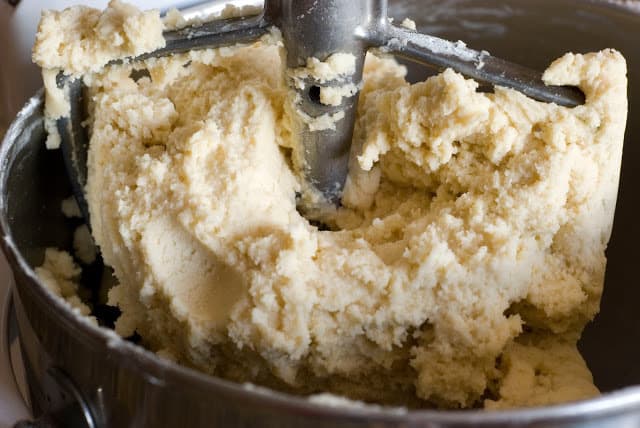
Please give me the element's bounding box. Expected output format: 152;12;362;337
33;1;627;409
36;249;96;323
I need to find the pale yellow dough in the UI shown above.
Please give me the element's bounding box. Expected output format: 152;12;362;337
34;2;627;409
32;0;164;75
32;0;165;148
35;249;96;323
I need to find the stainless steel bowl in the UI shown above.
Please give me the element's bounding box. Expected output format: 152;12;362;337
2;1;640;426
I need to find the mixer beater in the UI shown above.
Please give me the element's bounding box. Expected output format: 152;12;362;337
56;0;585;218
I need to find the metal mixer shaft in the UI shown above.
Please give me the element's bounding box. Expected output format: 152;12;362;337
58;0;585;219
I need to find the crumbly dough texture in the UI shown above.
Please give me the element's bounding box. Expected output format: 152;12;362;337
32;0;165;149
35;249;96;323
32;0;164;75
34;2;627;409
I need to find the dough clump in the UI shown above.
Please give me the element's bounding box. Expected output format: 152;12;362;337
34;2;627;409
33;0;164;75
32;0;165;149
35;248;96;323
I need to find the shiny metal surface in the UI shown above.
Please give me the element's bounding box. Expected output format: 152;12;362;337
2;1;640;426
266;0;369;206
1;278;30;424
368;24;585;106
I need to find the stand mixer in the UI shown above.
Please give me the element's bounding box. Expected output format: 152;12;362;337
7;0;639;426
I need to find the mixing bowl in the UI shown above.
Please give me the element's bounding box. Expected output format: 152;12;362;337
2;1;640;426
